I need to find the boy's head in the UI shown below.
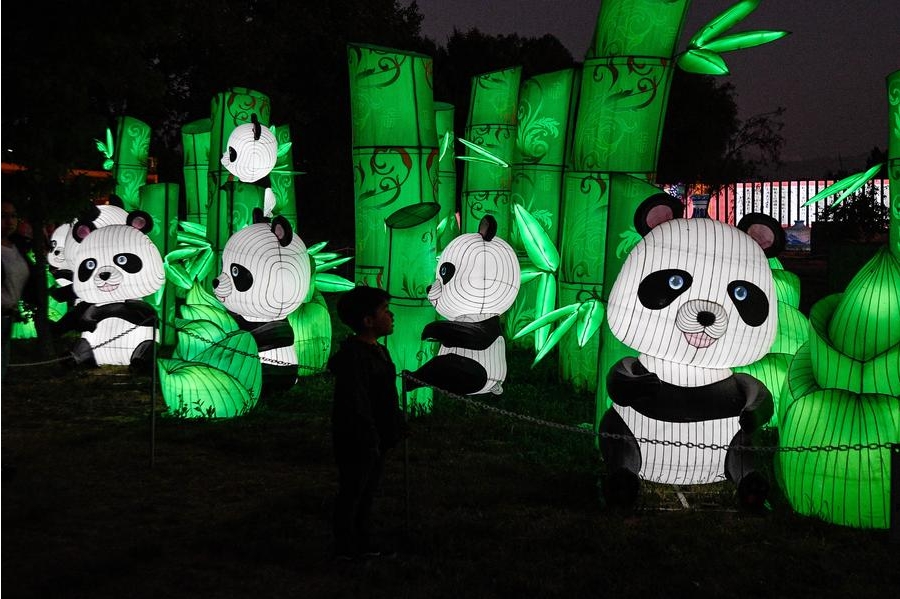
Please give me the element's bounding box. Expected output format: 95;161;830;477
337;286;392;334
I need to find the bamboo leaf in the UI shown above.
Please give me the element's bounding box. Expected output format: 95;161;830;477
532;310;579;366
438;131;452;162
106;128;114;156
803;164;883;206
533;273;557;352
513;203;559;272
457;137;509;168
276;141;293;158
179;221;208;237
514;303;578;340
315;256;353;272
689;0;760;47
701;30;788;53
519;265;542;284
315;273;356;293
165;263;194;289
306;241;329;255
830;164;884;207
166;247;203;262
677;49;730;76
102;158;115;171
575;300;605;348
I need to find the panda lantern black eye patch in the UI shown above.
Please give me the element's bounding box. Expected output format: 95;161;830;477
638;269;692;310
727;280;769;326
229;263;254;292
113;253;143;274
78;258;98;282
438;262;455;284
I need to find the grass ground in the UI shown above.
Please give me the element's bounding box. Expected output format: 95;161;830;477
2;326;898;598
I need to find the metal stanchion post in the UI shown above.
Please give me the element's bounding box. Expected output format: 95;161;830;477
402;375;410;536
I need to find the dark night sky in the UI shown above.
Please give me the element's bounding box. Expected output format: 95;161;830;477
412;0;899;163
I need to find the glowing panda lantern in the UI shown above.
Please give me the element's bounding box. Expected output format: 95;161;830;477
63;211;165;370
600;195;782;509
49;203;130;294
220;114;279;216
405;215;520;395
213;209;311;396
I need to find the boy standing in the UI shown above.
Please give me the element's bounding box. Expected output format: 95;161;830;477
328;286;403;560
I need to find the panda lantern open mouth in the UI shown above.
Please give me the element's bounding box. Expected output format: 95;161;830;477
683;331;717;348
98;282;120;293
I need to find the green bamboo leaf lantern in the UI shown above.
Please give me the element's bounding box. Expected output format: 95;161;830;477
532;308;579;366
689;0;761;48
700;30;789;53
676;48;730;75
435;102;459;251
513;203;559;272
576;299;605;348
289;292;332;377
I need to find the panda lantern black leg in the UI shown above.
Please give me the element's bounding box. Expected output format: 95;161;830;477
404;354;488;396
598;409;642;509
71;338;97;369
129;340;156;375
726;430;770;513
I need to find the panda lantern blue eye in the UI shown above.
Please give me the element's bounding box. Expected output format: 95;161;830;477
438;262;455;284
668;275;684;290
229;263;254;292
77;258;98;282
732;285;748;301
113;253;143;274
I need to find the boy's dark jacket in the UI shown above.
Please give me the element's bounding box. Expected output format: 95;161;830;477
328;337;403;460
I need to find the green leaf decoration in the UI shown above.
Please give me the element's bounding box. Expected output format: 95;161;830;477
532;309;579;366
576;300;605;348
315;273;356;293
313;252;340;263
102;158;115;171
439;131;452;162
174;319;229;361
616;227;643;259
533;272;557;352
519;266;542;284
513;203;559;272
803;164;883;207
315;256;353;273
276;141;293;158
178;221;208;238
457;137;509;168
701;30;788;53
677;49;730;75
165;262;194;290
689;0;760;48
514;303;578;339
307;241;329;255
186;281;224;310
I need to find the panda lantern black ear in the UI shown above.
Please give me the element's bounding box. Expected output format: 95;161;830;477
126;210;154;234
107;194;125;209
71;220;96;243
251;113;261;141
478;215;498;241
271;215;293;247
737;213;785;258
634;193;684;236
252;207;269;224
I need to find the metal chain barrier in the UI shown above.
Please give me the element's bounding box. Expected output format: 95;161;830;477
398;371;896;456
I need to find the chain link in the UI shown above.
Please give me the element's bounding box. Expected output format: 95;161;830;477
399;372;897;455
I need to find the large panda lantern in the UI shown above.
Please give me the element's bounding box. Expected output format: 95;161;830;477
213;209;311;395
406;215;520;395
600;195;783;510
62;210;165;370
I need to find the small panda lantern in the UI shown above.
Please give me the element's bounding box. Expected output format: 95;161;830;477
600;195;783;509
213;209;311;395
406;215;520;395
220;114;278;215
60;210;165;370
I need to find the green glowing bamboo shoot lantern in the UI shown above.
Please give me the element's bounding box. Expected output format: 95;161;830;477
506;68;577;350
112;116;152;210
385;202;441;412
270;124;298;228
139;182;179;346
435;102;459;251
347;43;438;288
461;67;521;238
182;118;211;226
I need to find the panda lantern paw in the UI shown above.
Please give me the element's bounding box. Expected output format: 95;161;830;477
737;471;770;513
603;468;640;510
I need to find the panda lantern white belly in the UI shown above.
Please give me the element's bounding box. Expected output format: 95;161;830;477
82;315;156;366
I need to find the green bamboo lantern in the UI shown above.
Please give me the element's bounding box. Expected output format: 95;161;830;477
888;70;900;260
384;203;441;413
435;102;459;251
347;43;438;288
461;67;522;238
270;123;298;228
506;69;578;350
206;87;272;276
139;183;179;346
112;116;152;210
182;118;211;226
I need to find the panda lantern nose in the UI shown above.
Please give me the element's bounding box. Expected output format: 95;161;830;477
212;278;219;289
99;272;111;281
696;311;716;327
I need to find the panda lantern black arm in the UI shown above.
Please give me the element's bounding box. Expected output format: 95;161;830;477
606;357;661;408
734;373;774;433
421;316;501;350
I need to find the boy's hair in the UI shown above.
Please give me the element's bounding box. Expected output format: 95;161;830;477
336;286;391;333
